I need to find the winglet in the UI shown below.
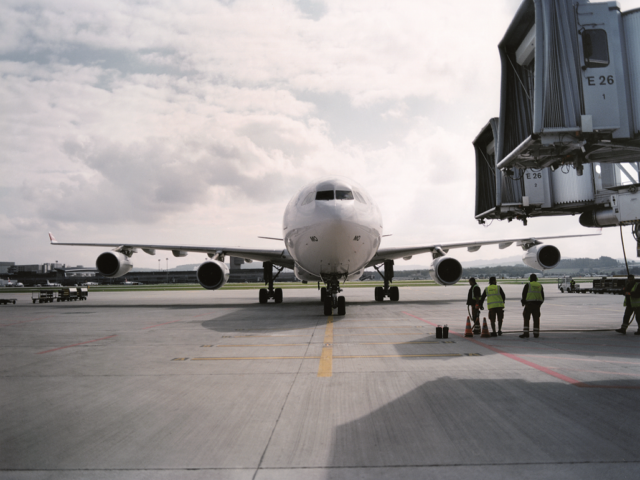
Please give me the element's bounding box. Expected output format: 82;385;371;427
48;232;58;244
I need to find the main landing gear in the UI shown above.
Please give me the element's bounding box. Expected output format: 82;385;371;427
373;260;399;302
259;261;284;304
321;279;346;316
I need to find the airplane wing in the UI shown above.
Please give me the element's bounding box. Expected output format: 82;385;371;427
367;232;601;267
48;233;294;268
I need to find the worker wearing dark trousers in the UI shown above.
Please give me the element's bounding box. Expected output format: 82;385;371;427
618;279;640;335
480;276;505;337
616;275;636;334
467;278;482;333
520;274;544;338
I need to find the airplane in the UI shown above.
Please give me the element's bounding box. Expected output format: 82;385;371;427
49;177;599;316
1;279;24;287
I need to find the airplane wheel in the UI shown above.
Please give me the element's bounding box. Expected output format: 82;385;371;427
323;297;333;316
320;287;327;302
274;288;283;304
259;288;269;304
337;296;346;316
374;286;384;302
390;286;399;302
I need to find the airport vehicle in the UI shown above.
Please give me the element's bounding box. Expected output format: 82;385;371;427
32;291;58;303
0;298;17;305
50;177;598;316
560;276;626;295
557;276;579;293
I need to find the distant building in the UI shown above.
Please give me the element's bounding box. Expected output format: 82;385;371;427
0;262;15;274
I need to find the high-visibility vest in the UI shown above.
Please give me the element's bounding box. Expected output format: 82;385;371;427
630;283;640;308
485;285;504;309
526;281;543;302
470;285;481;301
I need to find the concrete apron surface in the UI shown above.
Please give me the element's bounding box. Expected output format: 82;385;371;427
1;284;639;479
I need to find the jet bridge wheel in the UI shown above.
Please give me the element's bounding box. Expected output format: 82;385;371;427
337;296;346;316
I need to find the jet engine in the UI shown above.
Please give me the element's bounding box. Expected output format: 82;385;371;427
197;260;230;290
96;252;133;278
429;257;463;286
522;245;561;270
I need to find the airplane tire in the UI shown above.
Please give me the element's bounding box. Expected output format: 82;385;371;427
374;286;384;302
337;296;346;316
323;297;333;316
274;288;283;304
259;288;269;304
390;286;399;302
320;287;327;302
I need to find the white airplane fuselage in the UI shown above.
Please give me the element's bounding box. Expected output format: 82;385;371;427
283;178;383;282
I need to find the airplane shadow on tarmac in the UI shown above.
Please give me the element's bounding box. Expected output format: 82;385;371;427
198;297;461;334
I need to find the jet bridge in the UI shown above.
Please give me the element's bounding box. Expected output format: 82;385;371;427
474;0;640;238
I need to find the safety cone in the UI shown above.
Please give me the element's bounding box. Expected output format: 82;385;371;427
464;316;474;337
481;317;491;338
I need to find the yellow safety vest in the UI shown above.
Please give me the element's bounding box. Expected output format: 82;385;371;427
630;283;640;308
526;281;543;302
470;285;481;301
485;285;504;309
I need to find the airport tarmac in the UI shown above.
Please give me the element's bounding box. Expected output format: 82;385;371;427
1;284;639;479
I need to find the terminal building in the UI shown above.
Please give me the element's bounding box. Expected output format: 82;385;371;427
474;0;640;246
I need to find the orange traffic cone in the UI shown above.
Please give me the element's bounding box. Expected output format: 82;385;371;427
464;316;474;337
481;317;490;338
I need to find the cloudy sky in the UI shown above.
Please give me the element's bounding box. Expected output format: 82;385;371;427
2;0;640;270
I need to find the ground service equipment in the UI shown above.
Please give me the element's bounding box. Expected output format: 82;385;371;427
474;0;640;249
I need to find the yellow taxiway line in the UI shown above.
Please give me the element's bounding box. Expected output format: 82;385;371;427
318;315;334;377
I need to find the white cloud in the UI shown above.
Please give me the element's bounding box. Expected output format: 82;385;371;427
2;0;640;269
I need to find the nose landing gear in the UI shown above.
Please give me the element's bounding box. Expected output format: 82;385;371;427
323;278;346;316
373;260;400;302
258;261;284;304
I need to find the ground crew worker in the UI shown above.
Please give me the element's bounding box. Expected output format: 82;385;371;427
617;275;640;335
480;276;505;337
520;273;544;338
467;277;482;332
616;275;636;334
570;278;576;291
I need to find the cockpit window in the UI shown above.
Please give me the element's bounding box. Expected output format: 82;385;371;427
300;191;315;206
316;190;335;200
353;191;366;204
336;190;354;200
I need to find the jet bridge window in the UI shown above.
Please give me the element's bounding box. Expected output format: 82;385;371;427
336;190;354;200
582;29;609;68
316;190;335;200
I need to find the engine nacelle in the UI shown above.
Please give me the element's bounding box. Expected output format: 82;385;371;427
197;260;229;290
429;256;463;286
96;251;133;278
522;245;561;270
